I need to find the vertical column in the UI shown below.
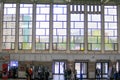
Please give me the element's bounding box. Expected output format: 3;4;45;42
49;3;53;53
32;3;36;53
67;4;70;53
117;5;120;53
101;5;104;53
15;3;20;53
0;2;3;52
84;4;88;54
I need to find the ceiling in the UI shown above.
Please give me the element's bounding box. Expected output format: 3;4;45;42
0;0;120;4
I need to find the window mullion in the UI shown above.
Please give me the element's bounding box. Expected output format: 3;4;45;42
32;3;36;53
117;5;120;53
49;3;53;53
15;3;19;52
67;4;70;53
84;4;88;53
0;2;3;52
101;5;104;53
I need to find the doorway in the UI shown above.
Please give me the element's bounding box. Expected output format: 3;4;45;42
95;61;109;79
52;60;67;80
74;61;88;79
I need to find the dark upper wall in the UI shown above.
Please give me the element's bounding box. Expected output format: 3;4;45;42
0;0;119;4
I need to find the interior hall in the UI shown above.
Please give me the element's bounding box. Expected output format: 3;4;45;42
0;0;120;80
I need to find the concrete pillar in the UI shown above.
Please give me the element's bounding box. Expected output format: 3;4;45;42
67;4;70;53
49;3;53;53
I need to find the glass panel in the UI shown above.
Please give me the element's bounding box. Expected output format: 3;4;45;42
102;63;108;74
88;14;101;50
96;63;101;69
36;4;50;50
55;62;59;74
2;4;16;50
87;5;101;13
75;63;80;74
102;63;108;78
82;63;87;74
81;63;87;78
60;62;65;74
19;4;33;49
104;6;118;51
53;5;67;50
70;5;85;12
116;61;120;72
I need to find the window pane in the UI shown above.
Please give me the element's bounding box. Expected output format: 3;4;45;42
55;62;59;74
19;4;33;49
88;14;101;50
2;4;16;50
70;13;84;50
104;6;118;51
53;5;67;50
36;4;50;50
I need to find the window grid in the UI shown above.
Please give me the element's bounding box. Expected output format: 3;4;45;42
70;13;84;50
104;6;118;51
2;4;16;50
1;4;119;52
35;4;50;50
70;5;84;13
53;5;67;50
19;4;33;50
88;14;101;50
87;5;101;14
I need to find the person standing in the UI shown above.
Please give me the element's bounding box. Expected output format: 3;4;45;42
108;65;116;80
28;68;33;80
96;67;101;80
25;67;29;80
74;69;77;80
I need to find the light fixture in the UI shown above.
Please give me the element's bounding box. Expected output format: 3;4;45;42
101;0;110;3
65;0;71;2
31;0;38;3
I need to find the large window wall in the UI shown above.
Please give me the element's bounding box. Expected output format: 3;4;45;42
1;3;119;53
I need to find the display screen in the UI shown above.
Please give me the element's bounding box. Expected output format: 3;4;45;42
10;61;18;67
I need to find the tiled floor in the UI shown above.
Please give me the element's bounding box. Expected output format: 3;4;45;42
0;75;108;80
0;79;107;80
5;79;107;80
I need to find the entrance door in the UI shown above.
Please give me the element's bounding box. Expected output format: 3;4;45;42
75;61;88;79
53;60;66;80
96;62;109;79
